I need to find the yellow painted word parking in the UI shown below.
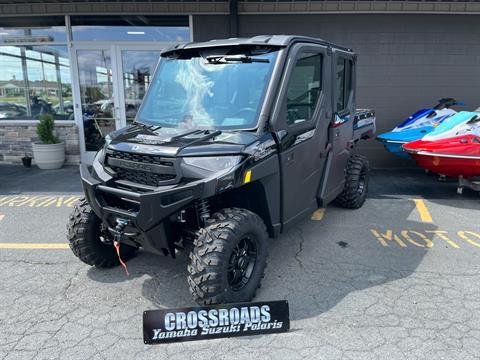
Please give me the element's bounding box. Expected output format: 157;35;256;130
0;195;81;208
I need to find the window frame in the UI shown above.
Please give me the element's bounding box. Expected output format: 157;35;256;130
285;50;324;127
271;43;327;136
334;55;354;115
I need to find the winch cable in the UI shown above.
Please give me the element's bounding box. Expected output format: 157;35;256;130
110;218;131;276
113;240;130;276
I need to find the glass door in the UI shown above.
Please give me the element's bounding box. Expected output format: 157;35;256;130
72;44;164;163
114;46;161;125
72;45;118;163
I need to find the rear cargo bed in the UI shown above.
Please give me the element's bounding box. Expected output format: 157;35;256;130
353;109;376;142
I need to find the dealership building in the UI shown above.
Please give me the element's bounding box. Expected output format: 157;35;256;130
1;0;479;167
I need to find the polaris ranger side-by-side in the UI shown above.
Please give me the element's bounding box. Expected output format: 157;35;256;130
68;36;376;305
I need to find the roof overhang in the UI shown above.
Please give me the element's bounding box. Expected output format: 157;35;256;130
1;1;480;17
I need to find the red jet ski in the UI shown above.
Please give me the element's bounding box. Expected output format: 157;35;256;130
403;134;480;178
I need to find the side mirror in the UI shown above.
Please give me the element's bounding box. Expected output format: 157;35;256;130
276;129;288;141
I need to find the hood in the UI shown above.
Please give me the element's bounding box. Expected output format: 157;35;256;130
107;123;261;157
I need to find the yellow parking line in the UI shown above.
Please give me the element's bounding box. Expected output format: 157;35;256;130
0;243;70;249
311;208;325;221
411;199;433;223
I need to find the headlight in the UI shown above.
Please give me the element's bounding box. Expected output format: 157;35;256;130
104;134;112;147
93;147;106;165
182;156;243;173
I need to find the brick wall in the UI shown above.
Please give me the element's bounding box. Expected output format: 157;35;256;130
0;123;80;165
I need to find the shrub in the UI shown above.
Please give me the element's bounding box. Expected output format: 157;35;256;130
36;114;60;144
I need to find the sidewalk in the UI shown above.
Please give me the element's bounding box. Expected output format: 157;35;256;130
1;163;478;199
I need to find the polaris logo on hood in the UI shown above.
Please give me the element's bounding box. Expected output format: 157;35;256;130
143;300;289;344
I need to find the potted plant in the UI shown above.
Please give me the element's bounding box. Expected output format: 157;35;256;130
21;154;32;168
32;114;65;169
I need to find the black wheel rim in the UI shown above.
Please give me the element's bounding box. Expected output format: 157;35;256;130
227;236;257;291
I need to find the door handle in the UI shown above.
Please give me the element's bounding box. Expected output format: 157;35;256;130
320;143;332;158
287;152;294;162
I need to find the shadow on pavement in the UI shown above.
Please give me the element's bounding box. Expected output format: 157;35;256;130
370;168;480;210
86;193;437;321
0;164;81;194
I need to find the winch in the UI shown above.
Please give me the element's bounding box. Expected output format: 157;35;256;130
109;218;131;276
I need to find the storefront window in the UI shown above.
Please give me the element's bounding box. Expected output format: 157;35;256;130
71;16;189;42
0;45;73;120
0;17;67;44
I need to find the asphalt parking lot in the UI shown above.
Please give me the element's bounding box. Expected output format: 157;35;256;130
1;164;480;360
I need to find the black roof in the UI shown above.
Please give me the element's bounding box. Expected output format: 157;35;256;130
161;35;353;56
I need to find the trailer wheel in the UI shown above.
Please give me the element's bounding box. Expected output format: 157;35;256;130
67;198;137;268
187;208;269;305
335;154;369;209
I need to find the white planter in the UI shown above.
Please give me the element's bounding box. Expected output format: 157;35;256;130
32;142;65;170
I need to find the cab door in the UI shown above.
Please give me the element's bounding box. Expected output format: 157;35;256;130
271;44;331;229
318;50;356;204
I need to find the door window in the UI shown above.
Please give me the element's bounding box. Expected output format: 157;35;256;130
335;57;353;113
285;51;322;126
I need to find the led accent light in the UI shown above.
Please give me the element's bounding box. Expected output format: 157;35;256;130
244;170;252;184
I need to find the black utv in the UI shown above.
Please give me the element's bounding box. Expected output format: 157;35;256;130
68;35;375;305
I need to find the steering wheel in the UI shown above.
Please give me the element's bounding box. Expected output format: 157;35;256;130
232;107;256;118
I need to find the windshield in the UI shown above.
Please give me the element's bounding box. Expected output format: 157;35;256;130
136;50;278;130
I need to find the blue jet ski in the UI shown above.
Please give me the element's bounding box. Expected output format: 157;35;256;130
377;98;462;158
422;110;480;141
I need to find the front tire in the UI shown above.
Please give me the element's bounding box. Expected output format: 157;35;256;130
67;198;137;268
335;154;369;209
187;208;269;305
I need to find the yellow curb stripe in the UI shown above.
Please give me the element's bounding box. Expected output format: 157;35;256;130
0;243;70;249
412;199;433;223
311;208;325;221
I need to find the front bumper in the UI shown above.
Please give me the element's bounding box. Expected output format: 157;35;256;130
80;164;214;256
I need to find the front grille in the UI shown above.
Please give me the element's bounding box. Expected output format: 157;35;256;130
106;150;179;187
114;168;175;187
108;150;174;167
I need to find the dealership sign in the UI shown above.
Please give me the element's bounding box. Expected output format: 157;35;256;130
143;300;289;344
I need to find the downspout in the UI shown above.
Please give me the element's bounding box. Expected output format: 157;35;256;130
229;0;239;37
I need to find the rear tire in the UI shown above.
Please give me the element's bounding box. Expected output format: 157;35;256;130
67;197;137;268
335;154;369;209
187;208;269;305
